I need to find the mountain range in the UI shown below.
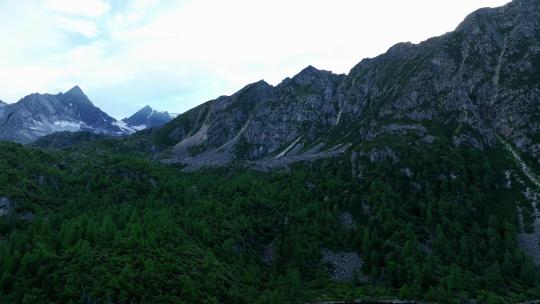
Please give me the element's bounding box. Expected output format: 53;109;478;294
145;0;540;272
0;86;174;143
5;0;540;163
1;0;540;302
149;0;540;170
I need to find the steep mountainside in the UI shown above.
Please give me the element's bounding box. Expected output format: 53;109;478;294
122;105;175;130
0;86;129;143
153;66;346;168
2;1;540;302
153;0;540;170
336;0;540;154
145;0;540;277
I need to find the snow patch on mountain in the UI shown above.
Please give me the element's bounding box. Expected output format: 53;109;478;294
53;120;85;129
132;125;147;131
112;120;136;134
0;86;131;143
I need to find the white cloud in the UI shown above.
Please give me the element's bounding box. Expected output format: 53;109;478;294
113;12;142;26
54;16;100;38
109;0;513;88
43;0;110;17
0;0;512;118
129;0;158;10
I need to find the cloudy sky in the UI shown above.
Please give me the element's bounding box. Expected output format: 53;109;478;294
0;0;510;119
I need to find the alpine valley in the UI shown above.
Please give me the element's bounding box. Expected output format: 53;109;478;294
1;0;540;303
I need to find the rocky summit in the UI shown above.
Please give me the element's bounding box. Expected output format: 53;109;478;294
0;87;176;144
0;86;129;143
122;105;176;131
152;0;540;170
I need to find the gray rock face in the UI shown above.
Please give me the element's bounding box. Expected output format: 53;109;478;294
339;212;357;230
156;0;540;168
0;197;13;216
517;188;540;266
122;105;175;130
0;86;132;143
452;134;485;150
0;197;33;221
321;249;365;282
337;0;540;152
158;67;346;167
365;147;399;164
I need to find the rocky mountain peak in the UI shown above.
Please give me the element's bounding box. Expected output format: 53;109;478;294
227;80;273;105
511;0;539;9
128;105;154;118
129;105;154;117
385;42;415;56
64;85;85;97
62;85;92;105
296;65;319;75
122;105;174;130
240;80;272;92
0;86;128;143
455;0;540;35
153;0;540;171
291;65;341;86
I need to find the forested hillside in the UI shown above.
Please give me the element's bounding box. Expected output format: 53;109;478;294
1;134;539;303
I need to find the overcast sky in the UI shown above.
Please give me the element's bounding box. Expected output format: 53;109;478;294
0;0;511;118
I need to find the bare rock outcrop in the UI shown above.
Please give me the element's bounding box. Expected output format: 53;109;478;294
321;249;366;282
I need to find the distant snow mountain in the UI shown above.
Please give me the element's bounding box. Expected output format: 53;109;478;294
122;105;176;132
0;86;172;144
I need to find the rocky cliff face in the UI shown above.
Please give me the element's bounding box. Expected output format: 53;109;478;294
0;86;130;143
154;0;540;169
154;66;346;168
336;0;540;153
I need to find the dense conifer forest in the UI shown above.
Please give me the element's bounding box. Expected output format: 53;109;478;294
1;135;539;303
